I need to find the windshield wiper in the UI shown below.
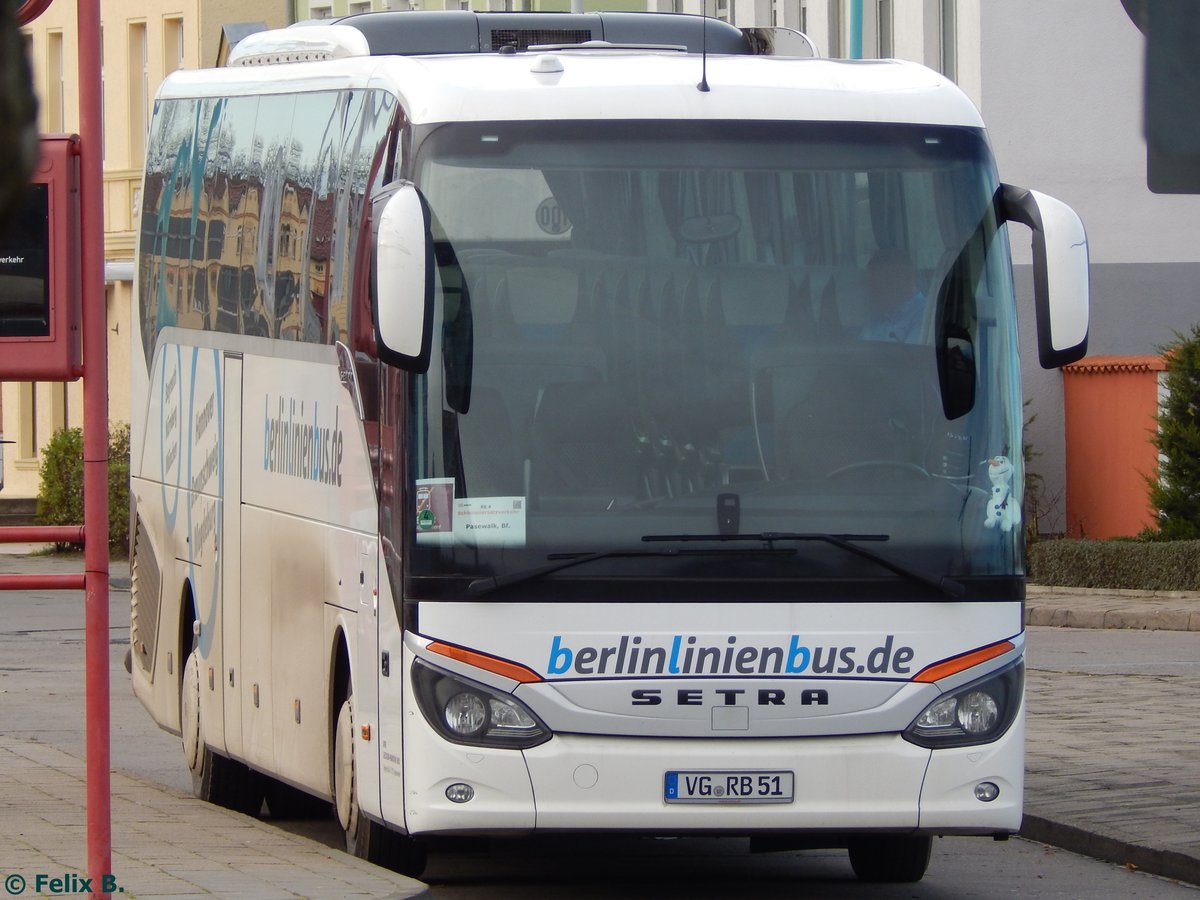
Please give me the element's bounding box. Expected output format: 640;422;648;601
641;532;965;598
467;549;686;597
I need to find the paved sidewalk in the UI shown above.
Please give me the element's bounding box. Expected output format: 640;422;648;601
0;737;429;899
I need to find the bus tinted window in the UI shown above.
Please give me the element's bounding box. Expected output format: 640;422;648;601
406;120;1023;582
138;89;395;361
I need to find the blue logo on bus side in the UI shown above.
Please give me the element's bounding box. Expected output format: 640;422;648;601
189;347;222;657
159;345;223;658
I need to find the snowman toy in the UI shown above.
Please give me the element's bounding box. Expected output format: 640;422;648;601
984;455;1021;532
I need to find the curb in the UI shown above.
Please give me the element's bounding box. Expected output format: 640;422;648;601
1020;815;1200;887
1027;585;1200;600
1025;585;1200;632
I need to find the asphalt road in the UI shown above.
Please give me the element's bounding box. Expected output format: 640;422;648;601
0;561;1196;898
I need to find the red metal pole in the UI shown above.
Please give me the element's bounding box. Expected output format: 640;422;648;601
75;0;112;892
0;573;87;590
0;525;86;544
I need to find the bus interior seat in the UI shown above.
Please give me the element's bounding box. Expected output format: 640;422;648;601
527;380;644;509
467;258;609;461
709;265;813;481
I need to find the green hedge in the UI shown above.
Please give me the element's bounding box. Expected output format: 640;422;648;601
35;423;130;552
1028;539;1200;591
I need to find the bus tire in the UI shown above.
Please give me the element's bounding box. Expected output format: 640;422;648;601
333;694;427;877
848;834;932;883
181;634;263;816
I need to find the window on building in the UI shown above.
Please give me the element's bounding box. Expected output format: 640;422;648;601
941;0;957;81
164;17;184;75
17;382;35;459
876;0;893;58
47;31;64;132
129;22;148;165
100;27;105;161
349;2;372;13
827;0;842;57
311;6;334;18
50;382;66;435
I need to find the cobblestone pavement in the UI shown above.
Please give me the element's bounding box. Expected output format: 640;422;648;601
1022;621;1200;885
0;736;430;899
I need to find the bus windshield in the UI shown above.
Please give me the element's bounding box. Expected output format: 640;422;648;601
403;120;1024;595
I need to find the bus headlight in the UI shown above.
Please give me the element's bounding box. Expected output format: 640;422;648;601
444;692;488;738
413;658;551;749
903;659;1023;749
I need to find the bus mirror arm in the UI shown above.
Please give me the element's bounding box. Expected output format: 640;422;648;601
373;183;435;373
999;184;1090;369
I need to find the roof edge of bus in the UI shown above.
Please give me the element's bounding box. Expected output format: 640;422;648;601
156;54;983;130
225;11;796;64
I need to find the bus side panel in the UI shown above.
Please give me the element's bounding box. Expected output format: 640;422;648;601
238;348;382;794
131;340;226;752
221;354;244;760
267;512;329;792
129;477;186;734
340;528;382;818
238;504;274;775
376;575;405;828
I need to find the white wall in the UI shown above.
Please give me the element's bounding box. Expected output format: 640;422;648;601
979;2;1200;267
977;2;1200;534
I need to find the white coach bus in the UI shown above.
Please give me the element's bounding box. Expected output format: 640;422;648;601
129;11;1089;883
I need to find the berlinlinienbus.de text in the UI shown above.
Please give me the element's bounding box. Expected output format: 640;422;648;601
263;395;344;486
546;634;918;678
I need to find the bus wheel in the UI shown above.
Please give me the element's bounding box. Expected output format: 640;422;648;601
848;835;932;883
181;636;263;816
333;694;427;877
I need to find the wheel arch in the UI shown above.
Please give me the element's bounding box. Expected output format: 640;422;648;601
178;579;197;682
329;625;352;792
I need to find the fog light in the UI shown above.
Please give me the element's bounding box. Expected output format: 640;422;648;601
974;781;1000;802
445;782;475;803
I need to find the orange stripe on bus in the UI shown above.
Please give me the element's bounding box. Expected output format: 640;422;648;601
911;640;1015;684
428;641;543;684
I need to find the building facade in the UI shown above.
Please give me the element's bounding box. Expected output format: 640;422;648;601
5;0;286;499
8;1;1195;541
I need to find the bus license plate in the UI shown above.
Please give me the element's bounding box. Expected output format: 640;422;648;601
664;770;794;804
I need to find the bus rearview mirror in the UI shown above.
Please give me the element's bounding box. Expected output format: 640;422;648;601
373;183;434;372
1000;185;1090;369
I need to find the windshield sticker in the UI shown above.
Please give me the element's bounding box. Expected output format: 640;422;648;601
416;480;527;547
455;497;526;547
535;196;571;236
983;455;1020;532
416;478;456;543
